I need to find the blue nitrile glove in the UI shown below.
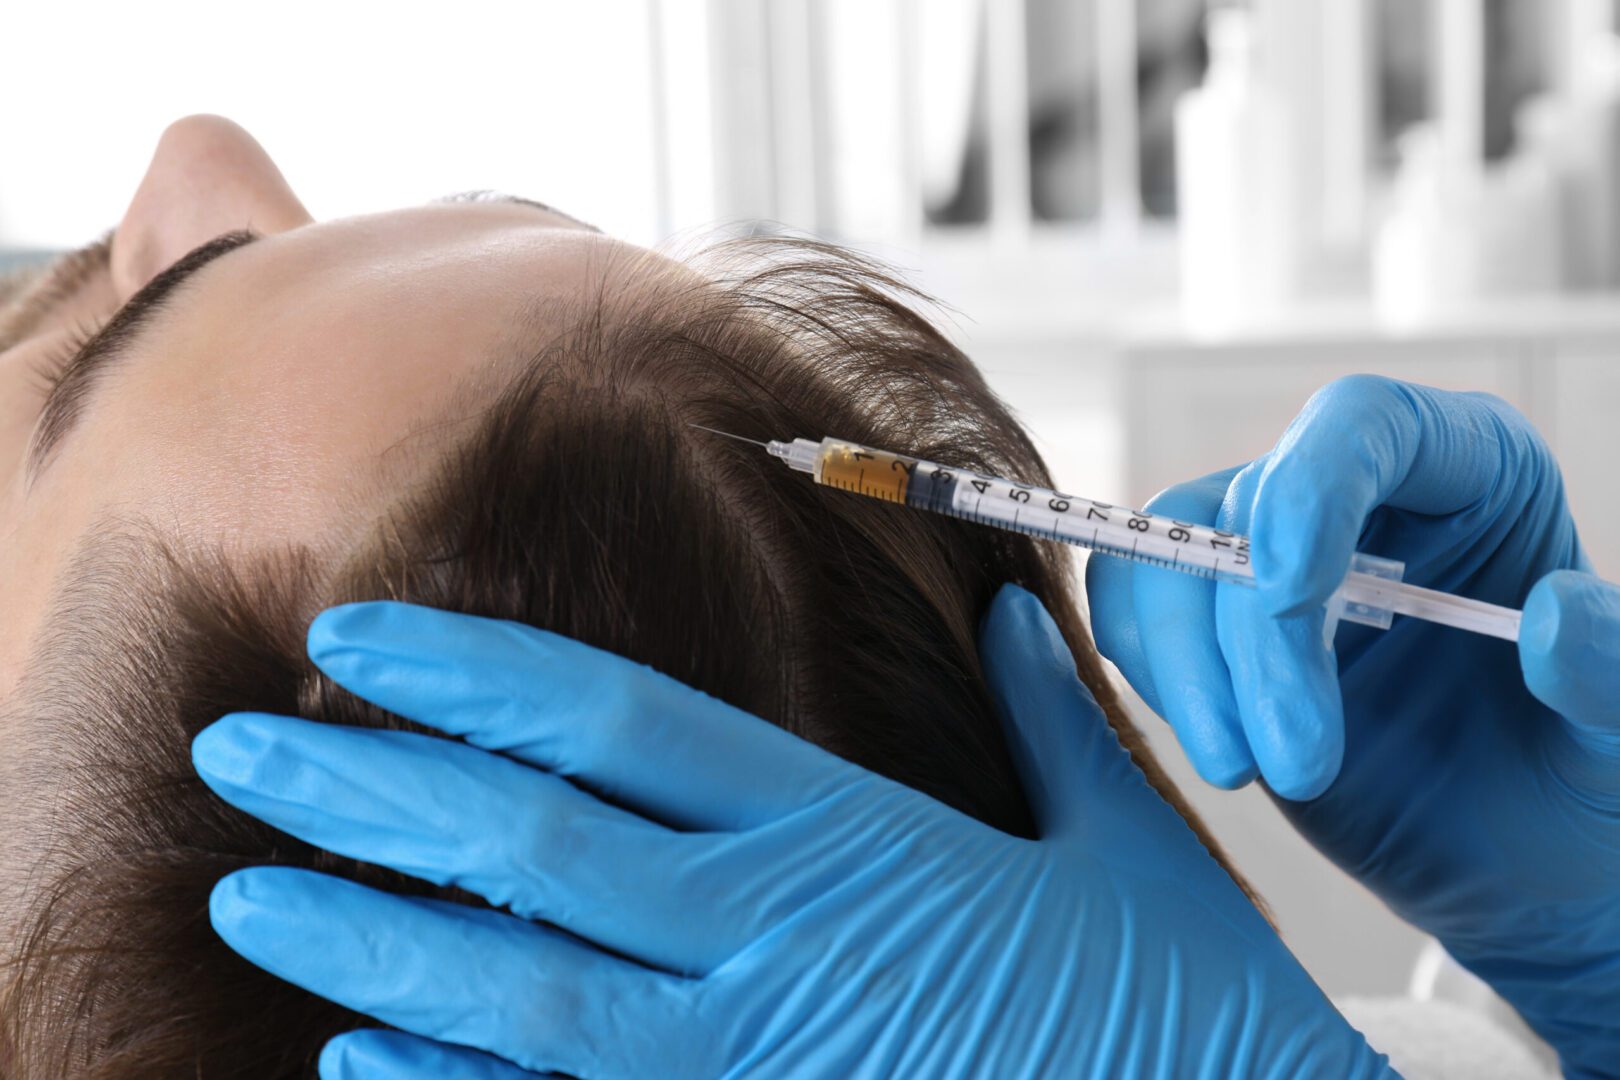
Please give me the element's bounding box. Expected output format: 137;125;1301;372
1087;374;1620;1078
192;585;1395;1079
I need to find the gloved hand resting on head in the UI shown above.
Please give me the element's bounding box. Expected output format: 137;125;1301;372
1087;374;1620;1078
193;586;1393;1079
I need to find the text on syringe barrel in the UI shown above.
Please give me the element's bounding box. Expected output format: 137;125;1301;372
813;440;1258;584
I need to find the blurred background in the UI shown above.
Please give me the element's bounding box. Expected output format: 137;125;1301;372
2;0;1614;1029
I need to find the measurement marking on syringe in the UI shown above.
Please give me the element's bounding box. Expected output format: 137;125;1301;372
745;434;1528;643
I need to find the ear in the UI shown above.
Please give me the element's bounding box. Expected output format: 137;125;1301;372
111;115;313;299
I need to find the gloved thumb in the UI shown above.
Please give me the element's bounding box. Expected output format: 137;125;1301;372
1520;570;1620;775
979;584;1158;838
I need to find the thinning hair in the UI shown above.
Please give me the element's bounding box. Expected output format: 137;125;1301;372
1;237;1248;1078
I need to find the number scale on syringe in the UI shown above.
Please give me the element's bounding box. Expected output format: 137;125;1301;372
808;439;1257;584
747;434;1524;643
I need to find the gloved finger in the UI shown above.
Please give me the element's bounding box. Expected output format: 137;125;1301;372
1248;376;1531;616
195;713;795;975
1520;570;1620;803
1133;470;1256;788
1084;553;1162;715
211;868;693;1078
1216;465;1345;801
1214;584;1344;800
321;1029;547;1080
980;585;1170;835
306;602;860;831
1084;468;1253;785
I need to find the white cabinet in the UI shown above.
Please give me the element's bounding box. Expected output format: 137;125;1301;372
1115;310;1620;576
1123;342;1529;500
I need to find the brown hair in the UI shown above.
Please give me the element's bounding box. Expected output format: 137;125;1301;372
1;238;1247;1077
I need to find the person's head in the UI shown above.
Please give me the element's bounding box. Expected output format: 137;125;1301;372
0;116;1245;1077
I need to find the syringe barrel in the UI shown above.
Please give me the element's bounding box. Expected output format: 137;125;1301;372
810;439;970;514
791;436;1523;643
808;439;1257;583
810;439;919;504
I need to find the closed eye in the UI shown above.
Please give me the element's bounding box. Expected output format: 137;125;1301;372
24;318;103;399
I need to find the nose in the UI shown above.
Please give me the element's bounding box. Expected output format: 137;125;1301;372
111;114;314;300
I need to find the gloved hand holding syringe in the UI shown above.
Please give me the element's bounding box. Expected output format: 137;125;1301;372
697;427;1526;646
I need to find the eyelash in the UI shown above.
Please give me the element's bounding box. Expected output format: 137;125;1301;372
25;319;100;397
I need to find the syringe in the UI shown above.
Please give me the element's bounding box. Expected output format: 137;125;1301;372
708;430;1523;645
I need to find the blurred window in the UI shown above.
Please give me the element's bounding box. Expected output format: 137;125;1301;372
1375;0;1434;170
921;0;1205;229
922;2;993;225
1135;0;1207;219
1376;0;1551;169
1483;0;1547;161
1024;0;1100;222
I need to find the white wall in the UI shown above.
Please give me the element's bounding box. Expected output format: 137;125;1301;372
0;1;667;248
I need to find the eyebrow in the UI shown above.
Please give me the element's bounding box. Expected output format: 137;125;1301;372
25;230;260;483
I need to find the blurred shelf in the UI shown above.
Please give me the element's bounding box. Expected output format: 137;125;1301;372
1118;294;1620;352
939;288;1620;357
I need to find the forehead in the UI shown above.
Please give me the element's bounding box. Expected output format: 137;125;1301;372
82;206;647;532
220;202;633;369
0;202;673;706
